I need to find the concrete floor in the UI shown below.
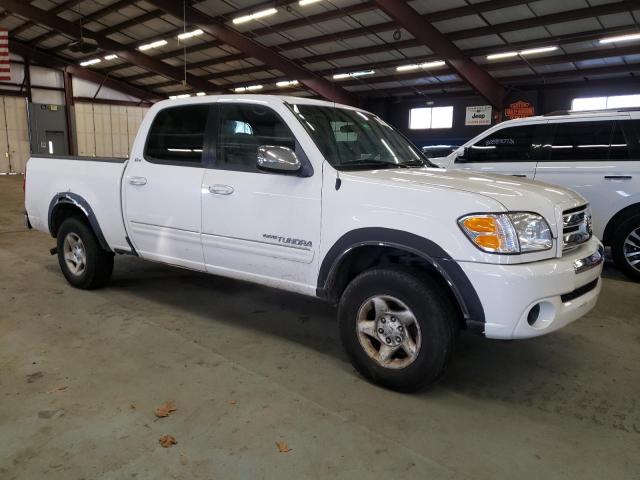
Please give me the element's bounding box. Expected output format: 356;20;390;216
1;175;638;479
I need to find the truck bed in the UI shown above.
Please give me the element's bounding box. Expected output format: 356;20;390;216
25;155;131;252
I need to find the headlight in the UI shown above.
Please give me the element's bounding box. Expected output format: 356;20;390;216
459;213;553;254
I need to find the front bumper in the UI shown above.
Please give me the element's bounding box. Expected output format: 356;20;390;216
458;237;603;339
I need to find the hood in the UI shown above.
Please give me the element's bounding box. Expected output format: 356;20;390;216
345;167;587;234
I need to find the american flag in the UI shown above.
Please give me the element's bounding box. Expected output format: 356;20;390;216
0;29;9;81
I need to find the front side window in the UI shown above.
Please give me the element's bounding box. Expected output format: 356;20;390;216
464;125;539;163
291;104;429;171
145;105;209;164
217;103;296;172
546;121;613;161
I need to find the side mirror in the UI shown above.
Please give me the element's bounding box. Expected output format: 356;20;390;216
455;147;469;163
257;145;301;174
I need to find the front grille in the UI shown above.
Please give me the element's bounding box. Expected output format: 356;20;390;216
560;279;599;303
562;205;592;253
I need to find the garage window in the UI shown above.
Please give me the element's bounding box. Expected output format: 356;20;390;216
572;94;640;111
409;106;453;129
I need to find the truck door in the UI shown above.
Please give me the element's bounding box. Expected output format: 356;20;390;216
200;101;321;295
122;104;211;271
453;123;545;178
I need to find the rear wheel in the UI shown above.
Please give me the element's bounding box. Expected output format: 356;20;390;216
338;267;457;392
611;213;640;282
56;217;114;289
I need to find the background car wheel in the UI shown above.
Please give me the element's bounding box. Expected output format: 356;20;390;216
56;217;114;289
338;267;457;392
611;213;640;282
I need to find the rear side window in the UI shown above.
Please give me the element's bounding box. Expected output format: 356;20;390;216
464;125;540;162
145;105;210;164
618;120;640;160
216;103;296;172
545;121;613;161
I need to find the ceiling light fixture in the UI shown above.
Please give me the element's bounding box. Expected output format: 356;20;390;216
396;60;445;72
196;92;206;96
333;70;375;80
234;85;263;92
299;0;322;5
486;51;518;60
169;93;191;99
599;32;640;44
138;39;168;51
520;46;558;55
79;58;101;66
177;29;204;40
103;54;118;60
232;8;277;25
276;80;299;87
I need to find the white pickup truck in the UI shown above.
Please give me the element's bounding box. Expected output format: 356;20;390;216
25;95;604;392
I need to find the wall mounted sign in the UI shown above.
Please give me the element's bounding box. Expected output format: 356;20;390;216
504;100;535;119
465;105;492;126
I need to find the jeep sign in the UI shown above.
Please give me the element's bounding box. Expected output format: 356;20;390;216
465;105;492;126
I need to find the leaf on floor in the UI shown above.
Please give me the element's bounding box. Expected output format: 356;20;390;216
275;440;292;453
228;400;237;406
159;435;177;448
154;401;177;418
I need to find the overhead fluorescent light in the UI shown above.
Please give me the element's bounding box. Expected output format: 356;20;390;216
299;0;322;5
234;85;263;93
333;70;375;80
177;29;204;40
486;51;518;60
79;58;101;67
232;8;277;25
599;32;640;44
196;92;206;96
103;54;118;60
138;39;168;51
396;60;445;72
169;93;191;99
520;46;558;55
276;80;299;87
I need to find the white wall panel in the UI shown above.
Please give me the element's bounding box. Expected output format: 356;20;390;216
4;97;30;173
74;103;96;157
0;98;10;174
93;104;113;157
110;105;129;158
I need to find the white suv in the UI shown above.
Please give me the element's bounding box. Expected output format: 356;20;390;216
436;108;640;280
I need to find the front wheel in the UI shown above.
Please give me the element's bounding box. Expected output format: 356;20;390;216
56;217;114;289
611;213;640;282
338;267;457;392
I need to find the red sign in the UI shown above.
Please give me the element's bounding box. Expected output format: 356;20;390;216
504;100;535;119
0;29;9;81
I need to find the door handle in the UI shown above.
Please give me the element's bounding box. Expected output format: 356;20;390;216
604;175;632;180
128;176;147;186
208;184;234;195
511;174;527;178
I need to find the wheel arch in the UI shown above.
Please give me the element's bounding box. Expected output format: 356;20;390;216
602;202;640;245
317;228;485;334
48;193;111;252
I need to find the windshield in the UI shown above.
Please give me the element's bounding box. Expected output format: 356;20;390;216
289;104;434;170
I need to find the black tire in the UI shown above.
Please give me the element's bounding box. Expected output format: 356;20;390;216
338;267;457;392
611;213;640;282
56;216;114;289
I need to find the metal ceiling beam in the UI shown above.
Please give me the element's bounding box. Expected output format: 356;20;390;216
9;0;84;37
0;0;221;95
145;0;358;105
9;39;160;102
372;0;504;108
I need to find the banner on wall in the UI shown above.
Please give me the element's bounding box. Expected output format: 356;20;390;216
465;105;492;126
0;29;9;82
504;100;535;119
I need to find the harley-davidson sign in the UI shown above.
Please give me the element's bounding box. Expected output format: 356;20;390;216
504;100;535;119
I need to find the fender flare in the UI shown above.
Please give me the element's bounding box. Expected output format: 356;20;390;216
48;192;111;252
317;228;485;334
